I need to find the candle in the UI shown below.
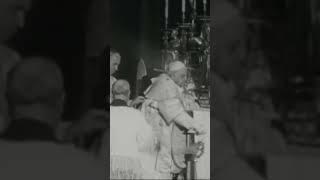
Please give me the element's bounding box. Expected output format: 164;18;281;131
182;0;186;13
194;0;196;10
165;0;169;19
203;0;207;14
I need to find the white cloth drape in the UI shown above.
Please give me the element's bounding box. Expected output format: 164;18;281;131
194;110;210;179
110;106;156;179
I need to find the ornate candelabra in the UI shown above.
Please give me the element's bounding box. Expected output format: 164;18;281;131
162;0;210;107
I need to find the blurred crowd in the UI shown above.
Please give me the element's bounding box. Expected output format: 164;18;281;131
212;0;287;179
0;1;108;179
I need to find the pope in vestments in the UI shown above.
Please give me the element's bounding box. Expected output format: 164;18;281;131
142;61;205;179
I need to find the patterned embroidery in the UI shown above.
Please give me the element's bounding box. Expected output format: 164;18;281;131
110;155;143;179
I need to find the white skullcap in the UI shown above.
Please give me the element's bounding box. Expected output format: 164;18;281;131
168;61;186;72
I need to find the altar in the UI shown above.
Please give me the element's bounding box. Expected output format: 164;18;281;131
193;109;210;180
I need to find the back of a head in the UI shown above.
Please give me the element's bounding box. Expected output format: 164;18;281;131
7;57;64;108
112;79;130;100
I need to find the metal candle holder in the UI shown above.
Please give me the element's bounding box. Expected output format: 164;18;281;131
162;0;210;96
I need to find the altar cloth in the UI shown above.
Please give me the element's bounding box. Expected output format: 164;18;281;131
194;109;210;180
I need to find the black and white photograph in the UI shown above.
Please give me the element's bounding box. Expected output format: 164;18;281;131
109;0;210;179
2;0;320;179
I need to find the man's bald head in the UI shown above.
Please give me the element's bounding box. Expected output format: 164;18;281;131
112;79;130;102
7;57;64;107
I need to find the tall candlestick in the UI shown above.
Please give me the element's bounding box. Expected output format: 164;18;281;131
203;0;207;15
165;0;169;28
182;0;186;13
165;0;169;19
191;0;196;26
182;0;186;23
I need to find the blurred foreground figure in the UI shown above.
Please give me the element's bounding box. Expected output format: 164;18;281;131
0;57;106;180
110;79;154;179
0;0;31;133
212;0;266;179
0;46;20;133
142;60;205;179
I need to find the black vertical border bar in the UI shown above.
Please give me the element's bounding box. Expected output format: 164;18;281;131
210;1;213;180
106;0;110;178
